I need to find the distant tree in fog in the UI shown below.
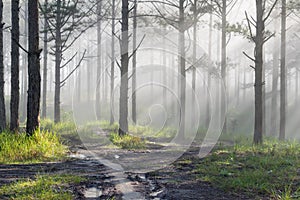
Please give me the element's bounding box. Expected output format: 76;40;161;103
40;0;96;123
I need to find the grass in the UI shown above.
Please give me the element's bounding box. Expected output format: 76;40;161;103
0;130;67;164
0;174;85;200
193;139;300;199
109;132;146;150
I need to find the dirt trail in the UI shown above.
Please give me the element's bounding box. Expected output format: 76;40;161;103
0;140;251;199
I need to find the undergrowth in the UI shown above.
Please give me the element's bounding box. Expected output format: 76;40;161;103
109;132;145;150
0;174;85;200
193;139;300;199
0;130;67;164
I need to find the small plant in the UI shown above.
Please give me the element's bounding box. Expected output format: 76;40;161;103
109;132;145;150
0;174;85;200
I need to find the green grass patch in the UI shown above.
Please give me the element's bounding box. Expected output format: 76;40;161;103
0;174;85;200
0;130;67;164
194;139;300;199
109;132;146;150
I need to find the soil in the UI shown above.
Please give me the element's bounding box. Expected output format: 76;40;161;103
0;139;253;200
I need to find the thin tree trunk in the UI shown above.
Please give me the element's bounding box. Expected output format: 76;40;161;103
110;0;115;125
0;0;6;131
42;0;48;119
178;0;186;140
280;0;286;140
118;0;129;136
96;0;102;120
271;12;279;136
192;0;197;127
54;0;62;123
206;8;213;128
132;0;137;124
21;1;28;122
10;0;20;131
26;0;41;134
253;0;264;144
221;0;227;134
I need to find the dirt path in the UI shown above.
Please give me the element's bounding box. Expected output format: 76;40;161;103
0;140;251;199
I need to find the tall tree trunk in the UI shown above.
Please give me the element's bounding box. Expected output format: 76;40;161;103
118;0;129;136
54;0;62;123
279;0;286;140
21;1;28;122
0;0;6;131
132;0;137;124
271;12;279;136
26;0;41;134
191;0;197;127
206;7;213;128
96;0;102;120
42;0;48;119
253;0;264;144
10;0;20;131
178;0;186;140
221;0;227;134
110;0;115;125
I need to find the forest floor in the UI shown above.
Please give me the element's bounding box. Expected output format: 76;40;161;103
0;125;298;199
0;135;252;200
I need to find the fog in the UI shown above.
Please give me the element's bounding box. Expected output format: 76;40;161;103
2;0;300;141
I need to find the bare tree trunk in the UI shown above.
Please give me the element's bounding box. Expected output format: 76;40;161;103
77;63;81;103
280;0;286;140
21;1;28;122
132;0;137;124
110;0;115;125
42;0;48;119
10;0;20;131
271;12;279;136
178;0;186;140
118;0;129;136
0;0;6;131
221;0;227;134
191;0;197;127
253;0;264;144
96;0;102;120
54;0;62;123
26;0;41;135
206;8;213;128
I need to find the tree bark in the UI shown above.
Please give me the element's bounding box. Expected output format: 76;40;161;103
96;0;102;120
110;0;116;125
42;0;48;119
10;0;20;132
21;1;28;122
271;12;279;136
132;0;137;124
279;0;286;140
178;0;186;140
0;0;6;132
221;0;227;134
206;7;213;128
26;0;41;134
192;0;197;127
54;0;62;123
118;0;129;136
253;0;264;144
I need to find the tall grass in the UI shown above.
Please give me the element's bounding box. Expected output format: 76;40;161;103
0;174;85;200
0;130;67;164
